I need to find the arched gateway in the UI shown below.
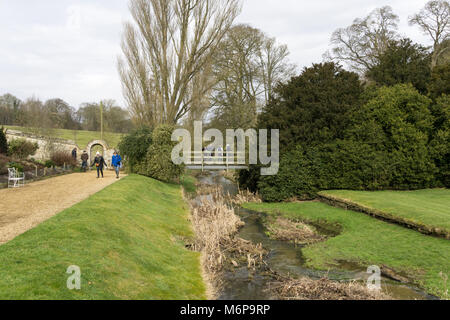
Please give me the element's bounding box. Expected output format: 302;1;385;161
85;140;116;166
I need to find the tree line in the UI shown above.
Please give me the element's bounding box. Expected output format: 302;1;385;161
119;0;449;131
0;94;134;134
117;0;449;195
238;1;450;200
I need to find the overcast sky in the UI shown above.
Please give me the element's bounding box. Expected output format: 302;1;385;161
0;0;430;108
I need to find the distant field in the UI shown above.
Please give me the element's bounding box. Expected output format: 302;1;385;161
319;189;450;236
4;125;123;149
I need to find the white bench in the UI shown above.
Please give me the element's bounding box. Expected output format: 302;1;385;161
8;167;25;188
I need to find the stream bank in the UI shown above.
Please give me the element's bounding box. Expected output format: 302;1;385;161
191;171;434;300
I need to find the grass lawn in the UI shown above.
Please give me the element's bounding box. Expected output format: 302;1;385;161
0;174;206;300
243;201;450;299
319;189;450;236
4;125;123;149
181;174;197;197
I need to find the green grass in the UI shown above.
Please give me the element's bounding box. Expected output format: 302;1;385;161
243;201;450;299
0;174;206;300
320;189;450;235
181;174;197;196
4;125;123;149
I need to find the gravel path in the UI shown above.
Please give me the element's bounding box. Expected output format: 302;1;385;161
0;170;124;244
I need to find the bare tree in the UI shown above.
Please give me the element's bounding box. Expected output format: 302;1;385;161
118;0;242;127
327;6;399;74
210;24;295;130
409;0;450;68
259;37;295;103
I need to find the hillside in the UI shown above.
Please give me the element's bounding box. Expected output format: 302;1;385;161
3;125;123;149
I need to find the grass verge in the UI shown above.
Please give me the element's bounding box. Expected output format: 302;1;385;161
319;189;450;238
243;201;450;299
0;174;206;299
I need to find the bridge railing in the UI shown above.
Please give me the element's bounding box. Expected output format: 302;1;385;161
183;151;249;171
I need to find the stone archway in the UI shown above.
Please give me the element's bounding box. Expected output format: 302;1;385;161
85;140;115;166
86;139;109;156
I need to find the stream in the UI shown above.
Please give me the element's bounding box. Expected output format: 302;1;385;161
196;171;434;300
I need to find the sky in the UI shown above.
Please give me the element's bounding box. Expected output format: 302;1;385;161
0;0;431;109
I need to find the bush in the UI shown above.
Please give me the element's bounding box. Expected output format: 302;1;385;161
44;160;56;168
136;125;184;183
8;162;24;173
50;151;77;167
251;84;439;202
430;95;450;187
0;154;8;174
8;139;39;159
258;139;438;202
118;127;153;172
0;127;8;155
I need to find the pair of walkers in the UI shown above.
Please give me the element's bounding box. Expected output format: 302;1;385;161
86;151;122;179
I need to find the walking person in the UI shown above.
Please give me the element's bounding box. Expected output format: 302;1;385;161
111;151;122;179
91;152;108;178
80;151;89;172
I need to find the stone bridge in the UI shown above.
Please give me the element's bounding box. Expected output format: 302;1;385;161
5;129;117;165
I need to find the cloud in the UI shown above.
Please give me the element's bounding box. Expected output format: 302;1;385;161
0;0;129;107
0;0;432;109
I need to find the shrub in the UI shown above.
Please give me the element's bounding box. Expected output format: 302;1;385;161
8;162;24;173
136;124;184;183
250;84;439;202
8;139;39;159
44;160;56;168
257;146;320;202
0;155;8;174
430;95;450;187
118;126;153;172
50;151;77;167
0;127;8;155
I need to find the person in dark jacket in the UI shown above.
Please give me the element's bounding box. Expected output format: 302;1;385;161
111;151;122;179
91;152;108;178
80;151;89;172
72;148;77;161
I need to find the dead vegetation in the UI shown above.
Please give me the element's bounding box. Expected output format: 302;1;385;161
228;187;262;205
268;271;392;300
195;183;219;196
185;178;392;301
265;217;326;245
185;185;266;298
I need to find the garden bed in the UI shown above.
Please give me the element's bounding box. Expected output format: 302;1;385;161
0;154;77;188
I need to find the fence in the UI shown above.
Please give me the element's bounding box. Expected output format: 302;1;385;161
184;151;249;171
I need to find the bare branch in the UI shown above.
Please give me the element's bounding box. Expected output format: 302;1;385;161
118;0;242;126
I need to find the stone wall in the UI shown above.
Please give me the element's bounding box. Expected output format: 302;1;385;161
5;129;117;165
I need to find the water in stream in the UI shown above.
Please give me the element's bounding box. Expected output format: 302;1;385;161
197;171;434;300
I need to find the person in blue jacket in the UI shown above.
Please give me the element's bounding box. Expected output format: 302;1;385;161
111;151;122;179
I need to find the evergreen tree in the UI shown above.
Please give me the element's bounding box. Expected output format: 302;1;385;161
0;127;8;155
366;38;432;94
